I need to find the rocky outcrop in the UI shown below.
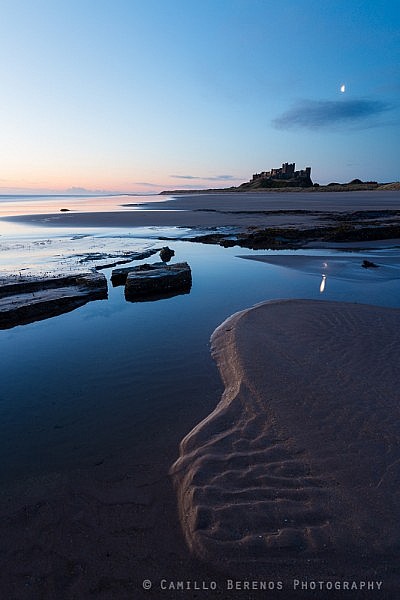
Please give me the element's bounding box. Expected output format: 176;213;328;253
78;248;160;271
111;263;152;287
159;246;175;262
124;262;192;301
0;271;107;329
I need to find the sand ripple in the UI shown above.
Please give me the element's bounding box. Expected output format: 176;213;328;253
171;300;400;571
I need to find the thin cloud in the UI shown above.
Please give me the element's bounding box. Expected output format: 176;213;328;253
170;175;203;180
273;99;392;130
171;174;238;181
135;182;166;188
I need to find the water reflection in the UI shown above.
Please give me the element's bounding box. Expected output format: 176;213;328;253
1;239;400;482
124;287;191;303
320;274;327;293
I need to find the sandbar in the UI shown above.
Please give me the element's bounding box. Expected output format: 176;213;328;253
171;299;400;588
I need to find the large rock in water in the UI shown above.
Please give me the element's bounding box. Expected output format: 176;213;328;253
111;263;155;287
124;262;192;301
0;271;107;329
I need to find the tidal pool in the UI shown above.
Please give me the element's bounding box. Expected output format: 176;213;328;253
0;222;399;484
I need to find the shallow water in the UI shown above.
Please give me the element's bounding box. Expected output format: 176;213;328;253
0;203;400;485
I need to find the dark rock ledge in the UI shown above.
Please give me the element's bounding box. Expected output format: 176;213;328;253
160;222;400;250
113;262;192;302
0;271;107;329
77;248;161;270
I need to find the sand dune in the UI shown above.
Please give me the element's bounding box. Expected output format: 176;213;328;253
171;300;400;577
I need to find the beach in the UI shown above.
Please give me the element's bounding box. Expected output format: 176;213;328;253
3;0;400;595
4;190;400;231
0;191;400;599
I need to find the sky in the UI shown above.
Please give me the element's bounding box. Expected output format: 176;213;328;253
0;0;399;193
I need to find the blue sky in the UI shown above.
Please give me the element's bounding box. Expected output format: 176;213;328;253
0;0;398;192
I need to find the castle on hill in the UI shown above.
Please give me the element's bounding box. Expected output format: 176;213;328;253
252;162;311;184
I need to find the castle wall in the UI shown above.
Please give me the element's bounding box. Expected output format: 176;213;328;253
251;163;312;183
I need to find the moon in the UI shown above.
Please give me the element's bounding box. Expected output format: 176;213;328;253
340;84;346;93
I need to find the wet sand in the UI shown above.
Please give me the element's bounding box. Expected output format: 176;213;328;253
3;190;400;230
172;300;400;595
0;412;226;599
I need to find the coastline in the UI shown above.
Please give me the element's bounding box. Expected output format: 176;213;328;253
1;192;400;598
3;190;400;250
159;181;400;194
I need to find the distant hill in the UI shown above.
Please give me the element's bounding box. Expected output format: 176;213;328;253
377;182;400;190
160;175;399;195
237;176;312;190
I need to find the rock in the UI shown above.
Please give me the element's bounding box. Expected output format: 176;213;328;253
112;263;156;286
108;250;162;285
362;260;379;269
80;248;160;271
124;262;192;301
159;246;175;262
0;271;107;329
60;208;70;212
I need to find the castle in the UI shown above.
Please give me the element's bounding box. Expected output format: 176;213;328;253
252;162;311;183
